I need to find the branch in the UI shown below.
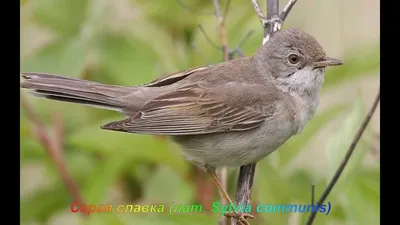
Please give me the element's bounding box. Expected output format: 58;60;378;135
231;1;298;224
20;98;85;216
213;0;230;61
306;88;380;224
250;0;297;44
181;2;259;224
198;25;221;50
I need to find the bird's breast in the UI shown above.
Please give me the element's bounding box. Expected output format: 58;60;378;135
291;92;320;134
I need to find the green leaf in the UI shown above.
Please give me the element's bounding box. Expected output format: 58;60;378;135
143;166;194;204
277;104;347;168
20;183;71;223
326;97;370;185
22;37;90;77
68;119;189;174
81;154;132;203
20;151;101;223
34;0;89;36
96;34;159;85
339;170;380;225
285;170;314;202
20;138;46;162
253;162;292;224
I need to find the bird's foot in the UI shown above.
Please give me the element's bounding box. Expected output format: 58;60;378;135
224;211;254;225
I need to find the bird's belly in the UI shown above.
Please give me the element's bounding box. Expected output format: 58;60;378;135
172;120;294;168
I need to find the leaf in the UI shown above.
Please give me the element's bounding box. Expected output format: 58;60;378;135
143;166;194;204
34;0;89;36
253;162;292;224
68;119;189;174
22;36;90;77
326;97;370;185
277;104;347;168
20;150;103;223
338;169;380;225
96;34;159;85
20;138;46;162
20;183;72;223
285;170;314;202
81;154;132;203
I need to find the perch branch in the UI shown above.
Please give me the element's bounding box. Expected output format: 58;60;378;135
306;88;380;224
180;1;258;224
230;1;298;224
251;0;297;44
21;98;85;215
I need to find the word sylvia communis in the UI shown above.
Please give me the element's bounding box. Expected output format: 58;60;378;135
20;28;342;225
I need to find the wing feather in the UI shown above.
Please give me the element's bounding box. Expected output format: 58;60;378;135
101;83;276;135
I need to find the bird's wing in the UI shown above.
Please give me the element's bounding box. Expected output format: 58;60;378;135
143;66;210;87
101;82;278;135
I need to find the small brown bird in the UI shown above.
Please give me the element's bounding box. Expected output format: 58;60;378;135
20;28;342;225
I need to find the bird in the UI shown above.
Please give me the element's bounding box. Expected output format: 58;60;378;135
20;28;343;225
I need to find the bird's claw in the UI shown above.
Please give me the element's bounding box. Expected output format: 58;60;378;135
224;212;254;225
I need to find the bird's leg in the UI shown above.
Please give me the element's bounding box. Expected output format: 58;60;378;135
206;168;254;225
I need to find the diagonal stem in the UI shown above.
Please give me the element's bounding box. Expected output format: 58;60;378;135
306;88;380;224
21;97;85;216
266;0;279;20
213;0;229;61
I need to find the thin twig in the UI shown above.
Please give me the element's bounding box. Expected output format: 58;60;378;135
222;0;232;24
237;30;255;49
228;30;255;59
266;0;279;20
279;0;297;21
311;184;315;205
21;98;85;215
250;0;266;24
198;25;221;50
306;88;380;224
251;0;298;44
213;0;229;61
191;42;210;64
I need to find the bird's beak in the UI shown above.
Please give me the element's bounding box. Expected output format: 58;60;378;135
313;57;343;69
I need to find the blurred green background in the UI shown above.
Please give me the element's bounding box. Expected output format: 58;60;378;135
20;0;380;225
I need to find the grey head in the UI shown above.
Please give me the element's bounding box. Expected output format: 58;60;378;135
254;28;342;94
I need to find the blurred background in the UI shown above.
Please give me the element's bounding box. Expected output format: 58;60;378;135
20;0;380;224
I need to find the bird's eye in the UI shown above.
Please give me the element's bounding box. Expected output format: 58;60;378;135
288;54;300;64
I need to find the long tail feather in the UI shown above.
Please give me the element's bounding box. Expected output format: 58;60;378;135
20;73;134;112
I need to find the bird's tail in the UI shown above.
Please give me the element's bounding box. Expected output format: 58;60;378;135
20;73;135;112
